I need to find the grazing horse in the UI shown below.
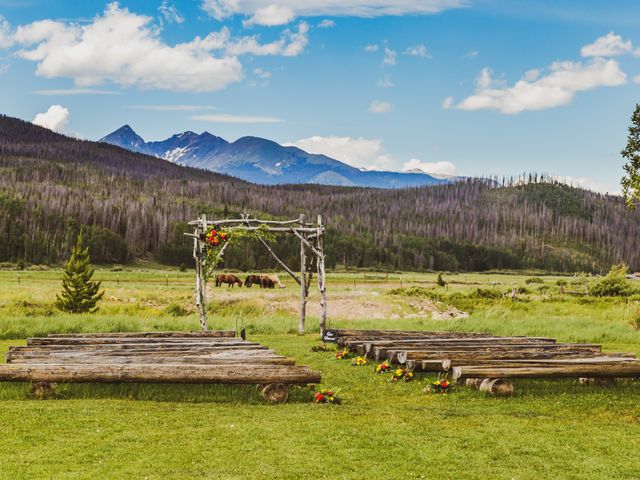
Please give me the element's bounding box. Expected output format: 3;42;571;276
260;276;275;289
244;275;262;288
261;274;285;288
215;273;242;287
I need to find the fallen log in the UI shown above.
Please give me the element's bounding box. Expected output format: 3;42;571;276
47;331;236;338
360;338;557;355
336;332;495;346
0;364;322;385
452;363;640;381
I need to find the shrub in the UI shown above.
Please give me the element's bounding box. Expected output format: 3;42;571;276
556;279;568;287
590;264;634;297
436;273;447;287
525;277;544;284
163;303;189;317
516;286;531;294
470;288;503;300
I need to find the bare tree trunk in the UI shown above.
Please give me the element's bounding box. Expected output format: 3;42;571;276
299;214;307;334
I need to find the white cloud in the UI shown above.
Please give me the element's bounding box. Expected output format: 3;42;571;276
126;104;216;111
442;96;454;109
449;58;626;114
242;5;295;26
464;49;478;59
369;100;393;113
253;67;271;78
581;32;632;57
378;75;393;87
364;44;379;52
285;135;395;170
159;1;185;24
190;113;283;123
404;44;430;58
225;22;309;56
402;158;456;176
0;16;13;48
32;104;69;132
634;75;640;84
318;19;336;28
382;47;397;66
11;3;243;92
202;0;465;25
32;88;118;95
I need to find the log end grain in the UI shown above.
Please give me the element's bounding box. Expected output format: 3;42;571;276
31;381;55;399
261;383;289;403
478;378;513;397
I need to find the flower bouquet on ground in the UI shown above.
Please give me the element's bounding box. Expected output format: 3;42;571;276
352;356;368;366
425;379;451;394
391;368;414;382
314;388;341;404
335;349;352;360
375;361;392;374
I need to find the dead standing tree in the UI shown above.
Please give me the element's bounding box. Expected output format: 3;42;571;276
187;213;327;334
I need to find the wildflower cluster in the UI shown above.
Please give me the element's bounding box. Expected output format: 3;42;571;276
427;379;451;394
352;356;368;366
314;388;341;404
335;349;352;360
375;361;392;373
391;368;414;382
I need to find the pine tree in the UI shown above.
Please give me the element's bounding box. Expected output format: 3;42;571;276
621;104;640;209
55;231;104;313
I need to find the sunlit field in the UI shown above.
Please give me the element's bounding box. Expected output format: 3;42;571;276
1;267;640;479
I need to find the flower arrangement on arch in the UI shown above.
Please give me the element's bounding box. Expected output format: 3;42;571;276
352;356;368;366
314;388;341;404
375;361;392;373
335;349;352;360
426;379;451;394
391;368;414;382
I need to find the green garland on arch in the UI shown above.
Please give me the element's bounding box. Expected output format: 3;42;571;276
201;224;276;280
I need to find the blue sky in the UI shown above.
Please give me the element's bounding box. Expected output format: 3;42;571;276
1;0;640;192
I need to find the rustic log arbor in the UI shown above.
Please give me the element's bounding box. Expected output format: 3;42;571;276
188;213;327;334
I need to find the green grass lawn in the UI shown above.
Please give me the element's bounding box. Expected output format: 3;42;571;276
0;269;640;479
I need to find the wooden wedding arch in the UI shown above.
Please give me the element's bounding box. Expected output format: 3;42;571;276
187;213;327;334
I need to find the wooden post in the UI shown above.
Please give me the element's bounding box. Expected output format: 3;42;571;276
299;214;307;334
316;215;327;333
194;214;209;331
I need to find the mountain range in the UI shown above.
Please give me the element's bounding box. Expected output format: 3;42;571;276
99;125;449;188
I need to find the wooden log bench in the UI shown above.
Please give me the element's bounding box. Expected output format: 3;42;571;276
2;332;322;403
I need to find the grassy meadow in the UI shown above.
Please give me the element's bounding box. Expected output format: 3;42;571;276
0;267;640;479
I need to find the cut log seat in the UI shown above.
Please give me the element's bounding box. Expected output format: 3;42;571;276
0;364;321;385
15;342;266;352
8;355;296;365
390;344;601;363
451;363;640;381
28;337;246;346
405;356;636;372
47;331;236;338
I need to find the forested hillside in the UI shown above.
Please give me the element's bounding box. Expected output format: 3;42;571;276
1;114;638;273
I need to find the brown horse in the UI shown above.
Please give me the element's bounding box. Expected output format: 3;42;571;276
244;275;262;288
261;274;285;288
215;273;242;287
260;276;275;289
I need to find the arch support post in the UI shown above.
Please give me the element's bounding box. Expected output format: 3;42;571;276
194;214;209;331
